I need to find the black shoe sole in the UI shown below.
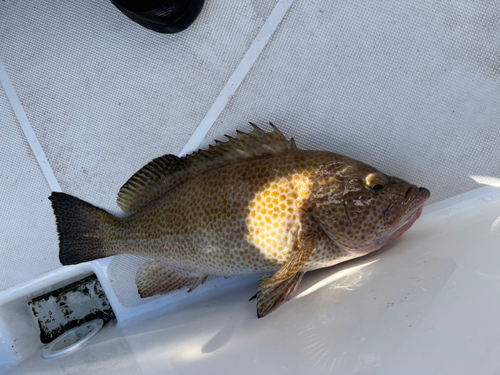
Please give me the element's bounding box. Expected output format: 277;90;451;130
110;0;205;34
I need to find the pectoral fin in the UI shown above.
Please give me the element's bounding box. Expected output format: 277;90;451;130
263;232;317;288
136;261;207;298
252;272;305;318
250;220;317;317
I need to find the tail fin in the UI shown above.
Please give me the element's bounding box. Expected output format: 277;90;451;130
49;192;117;265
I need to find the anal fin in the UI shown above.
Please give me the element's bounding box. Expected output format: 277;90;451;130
136;261;207;298
253;272;305;318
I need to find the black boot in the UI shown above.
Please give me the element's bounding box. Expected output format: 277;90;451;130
110;0;205;34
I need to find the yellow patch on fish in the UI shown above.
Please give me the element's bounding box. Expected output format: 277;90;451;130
49;123;430;318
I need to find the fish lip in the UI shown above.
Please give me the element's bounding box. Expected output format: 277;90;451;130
396;186;430;224
408;187;431;208
386;187;430;237
404;185;418;205
404;185;430;206
385;186;430;227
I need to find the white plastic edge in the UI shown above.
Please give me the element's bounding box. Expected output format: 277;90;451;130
417;184;500;226
0;58;62;193
41;319;103;359
178;0;296;157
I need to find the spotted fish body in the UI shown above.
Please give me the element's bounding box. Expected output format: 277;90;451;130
50;124;430;317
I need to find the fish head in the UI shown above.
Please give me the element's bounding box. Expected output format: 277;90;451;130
309;155;430;255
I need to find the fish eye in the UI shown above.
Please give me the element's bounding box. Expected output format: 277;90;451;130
365;173;387;191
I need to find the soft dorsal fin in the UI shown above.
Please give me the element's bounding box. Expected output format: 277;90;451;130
117;123;297;214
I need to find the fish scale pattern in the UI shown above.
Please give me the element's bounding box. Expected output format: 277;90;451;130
115;151;356;276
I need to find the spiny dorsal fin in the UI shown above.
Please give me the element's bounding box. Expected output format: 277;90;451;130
117;123;297;214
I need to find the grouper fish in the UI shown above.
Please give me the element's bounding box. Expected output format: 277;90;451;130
49;124;430;317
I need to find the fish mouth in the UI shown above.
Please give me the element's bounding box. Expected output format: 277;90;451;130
407;186;431;208
378;186;430;245
349;186;430;255
385;186;430;227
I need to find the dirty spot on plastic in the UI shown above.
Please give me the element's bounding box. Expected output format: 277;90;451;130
28;274;115;344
